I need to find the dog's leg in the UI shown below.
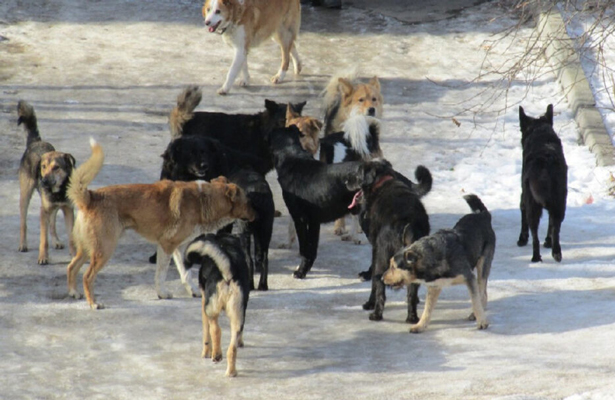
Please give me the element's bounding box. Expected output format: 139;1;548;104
239;231;255;291
517;194;529;247
254;232;269;291
225;292;244;377
218;36;247;95
527;200;543;263
210;315;223;363
38;207;51;265
18;172;36;252
83;248;114;310
410;286;441;333
406;283;420;324
67;247;88;300
333;217;346;236
201;292;212;359
279;219;296;249
362;252;378;310
62;206;76;256
293;218;319;279
155;247;174;299
469;257;487;321
291;44;302;75
172;247;200;297
549;211;564;262
271;32;292;84
49;207;64;250
465;275;489;330
342;214;361;244
238;59;250;87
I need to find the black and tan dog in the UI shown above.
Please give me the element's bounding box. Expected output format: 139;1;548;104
17;101;76;265
517;105;568;263
346;159;430;323
384;194;495;333
66;139;255;309
184;232;251;377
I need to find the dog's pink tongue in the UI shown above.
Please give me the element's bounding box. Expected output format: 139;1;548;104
208;26;216;33
349;190;363;210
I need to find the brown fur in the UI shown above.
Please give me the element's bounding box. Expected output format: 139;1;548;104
285;104;322;156
66;139;256;309
203;0;302;94
323;74;383;136
17;101;76;265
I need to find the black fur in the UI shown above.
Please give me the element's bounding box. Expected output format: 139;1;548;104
155;135;274;291
184;232;251;337
517;105;568;263
176;97;306;174
346;159;430;322
269;125;363;279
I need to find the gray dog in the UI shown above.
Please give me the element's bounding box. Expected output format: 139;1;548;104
383;194;495;333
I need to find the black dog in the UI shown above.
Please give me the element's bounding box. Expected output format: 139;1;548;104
157;135;274;291
517;105;568;262
350;164;433;282
270;125;362;279
346;159;430;322
384;194;495;333
169;85;305;174
184;232;251;377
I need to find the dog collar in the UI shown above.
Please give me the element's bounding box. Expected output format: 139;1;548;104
372;175;394;192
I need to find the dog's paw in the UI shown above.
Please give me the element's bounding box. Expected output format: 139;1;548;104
37;257;49;265
468;312;477;321
543;237;552;248
217;87;229;95
368;312;383;321
362;301;375;310
517;234;528;247
68;290;83;300
91;303;105;310
358;270;372;282
238;77;250;87
270;75;283;84
53;242;65;250
18;245;28;252
212;354;223;363
477;320;489;330
225;369;238;378
531;255;542;263
293;269;306;279
333;228;347;236
157;292;173;300
409;324;426;334
257;283;269;291
552;251;562;263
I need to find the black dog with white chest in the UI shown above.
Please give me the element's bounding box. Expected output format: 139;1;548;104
346;159;430;323
517;105;568;263
384;194;495;333
184;232;251;377
269;125;362;279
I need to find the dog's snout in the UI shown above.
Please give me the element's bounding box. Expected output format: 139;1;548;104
205;20;210;26
367;107;376;116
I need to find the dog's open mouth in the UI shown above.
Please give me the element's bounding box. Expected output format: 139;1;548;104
208;20;221;33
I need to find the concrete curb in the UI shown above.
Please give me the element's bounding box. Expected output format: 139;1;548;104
536;10;615;166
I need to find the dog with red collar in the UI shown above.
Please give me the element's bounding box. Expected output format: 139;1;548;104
346;159;431;323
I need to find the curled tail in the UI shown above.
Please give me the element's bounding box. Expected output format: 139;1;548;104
184;236;233;282
169;85;202;139
17;101;41;146
68;138;104;210
463;194;489;214
414;165;433;197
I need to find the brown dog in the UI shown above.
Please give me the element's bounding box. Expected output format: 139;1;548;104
17;101;76;265
322;72;384;136
66;138;256;309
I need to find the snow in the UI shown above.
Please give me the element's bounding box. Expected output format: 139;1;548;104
1;0;615;399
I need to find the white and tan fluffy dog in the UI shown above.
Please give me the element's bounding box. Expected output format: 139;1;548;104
202;0;302;95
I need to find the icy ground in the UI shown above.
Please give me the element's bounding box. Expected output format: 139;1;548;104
1;0;615;399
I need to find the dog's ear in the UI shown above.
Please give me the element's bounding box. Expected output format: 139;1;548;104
518;106;528;132
264;99;279;113
225;183;239;202
222;0;232;6
64;154;76;169
369;76;381;91
402;224;414;247
545;104;554;126
311;118;324;132
404;249;419;265
338;78;354;98
212;175;229;184
290;101;307;115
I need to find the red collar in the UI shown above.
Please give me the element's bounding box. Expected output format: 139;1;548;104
372;175;394;192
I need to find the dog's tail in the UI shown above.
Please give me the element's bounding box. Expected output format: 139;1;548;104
68;138;104;210
169;85;202;140
413;166;433;197
464;194;489;214
17;101;41;146
184;237;233;282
